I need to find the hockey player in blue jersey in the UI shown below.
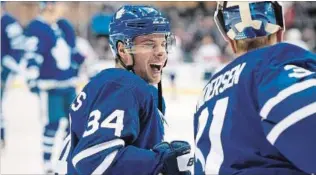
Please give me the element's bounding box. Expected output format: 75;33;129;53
1;2;25;149
194;1;316;175
22;2;84;173
56;5;193;175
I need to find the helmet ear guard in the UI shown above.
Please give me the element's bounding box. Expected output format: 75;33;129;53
214;1;285;41
214;2;229;41
271;1;285;29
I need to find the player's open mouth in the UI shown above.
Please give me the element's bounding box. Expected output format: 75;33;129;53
149;63;162;72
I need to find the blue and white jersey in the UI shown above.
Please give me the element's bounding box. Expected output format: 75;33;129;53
194;43;316;175
56;18;84;66
23;17;84;92
1;13;24;83
58;68;166;175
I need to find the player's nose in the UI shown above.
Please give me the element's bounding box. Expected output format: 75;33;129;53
154;45;167;61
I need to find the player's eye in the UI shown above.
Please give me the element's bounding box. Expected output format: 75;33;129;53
142;42;155;49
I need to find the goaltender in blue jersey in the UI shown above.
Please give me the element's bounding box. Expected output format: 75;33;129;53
56;5;193;175
194;1;316;175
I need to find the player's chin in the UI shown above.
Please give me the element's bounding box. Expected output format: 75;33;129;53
149;74;161;84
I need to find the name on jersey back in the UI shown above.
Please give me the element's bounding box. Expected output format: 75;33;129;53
197;62;246;109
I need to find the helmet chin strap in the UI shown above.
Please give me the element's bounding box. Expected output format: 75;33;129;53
158;78;163;113
158;59;167;113
158;72;168;125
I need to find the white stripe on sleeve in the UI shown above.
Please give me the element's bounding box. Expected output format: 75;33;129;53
267;102;316;145
55;134;71;174
260;79;316;120
92;150;119;174
72;139;124;168
61;135;71;161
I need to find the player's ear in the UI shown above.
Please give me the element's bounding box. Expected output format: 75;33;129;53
117;41;130;65
117;42;125;55
276;29;284;42
228;39;237;54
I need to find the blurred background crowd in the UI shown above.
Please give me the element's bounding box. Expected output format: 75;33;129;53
4;1;316;67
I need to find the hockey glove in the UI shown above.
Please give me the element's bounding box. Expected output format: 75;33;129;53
153;141;193;175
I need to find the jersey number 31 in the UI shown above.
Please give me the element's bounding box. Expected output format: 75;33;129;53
195;97;229;174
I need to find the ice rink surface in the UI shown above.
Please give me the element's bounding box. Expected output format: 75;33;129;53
1;63;208;174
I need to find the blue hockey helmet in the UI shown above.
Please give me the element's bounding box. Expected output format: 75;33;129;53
214;1;284;41
109;5;175;57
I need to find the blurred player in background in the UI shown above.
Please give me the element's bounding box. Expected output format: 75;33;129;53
163;35;184;100
194;1;316;175
284;28;309;50
56;5;192;175
90;4;113;61
81;7;114;78
0;1;25;149
22;2;85;173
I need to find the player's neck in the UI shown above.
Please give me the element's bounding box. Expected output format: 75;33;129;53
115;62;124;69
40;13;56;25
236;51;248;57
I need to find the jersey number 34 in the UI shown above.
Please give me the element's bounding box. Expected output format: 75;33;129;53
71;91;125;138
83;109;125;138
